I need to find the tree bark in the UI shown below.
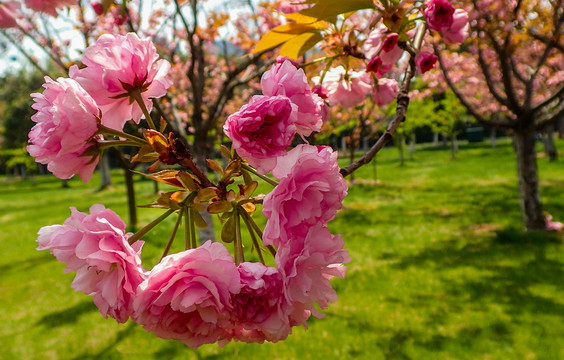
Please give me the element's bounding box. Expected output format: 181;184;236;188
490;128;497;148
193;138;217;243
98;151;113;190
397;136;405;166
541;126;557;162
513;129;546;230
408;136;416;160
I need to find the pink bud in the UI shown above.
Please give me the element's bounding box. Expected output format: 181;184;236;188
416;52;438;73
382;33;399;53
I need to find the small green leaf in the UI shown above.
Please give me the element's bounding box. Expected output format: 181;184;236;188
221;216;235;243
192;211;209;229
220;145;233;160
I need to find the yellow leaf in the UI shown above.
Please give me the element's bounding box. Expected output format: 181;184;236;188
280;31;323;59
252;23;321;54
300;0;375;23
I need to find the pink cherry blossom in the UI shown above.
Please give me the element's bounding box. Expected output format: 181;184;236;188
545;215;563;232
69;33;172;130
364;24;404;66
424;0;455;31
36;204;146;323
0;1;21;28
261;59;324;136
275;224;350;327
133;241;240;349
223;95;296;174
27;77;100;182
231;262;292;343
319;66;372;107
366;56;393;77
262;145;348;248
24;0;78;17
373;78;399;106
441;9;470;44
416;51;438;73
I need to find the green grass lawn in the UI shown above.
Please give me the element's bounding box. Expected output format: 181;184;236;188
1;138;563;360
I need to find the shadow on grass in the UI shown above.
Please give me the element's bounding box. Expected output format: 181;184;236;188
70;322;136;360
0;253;53;274
387;227;564;353
36;301;98;329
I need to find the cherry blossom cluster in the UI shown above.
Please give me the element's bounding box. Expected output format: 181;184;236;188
31;33;350;347
314;0;469;110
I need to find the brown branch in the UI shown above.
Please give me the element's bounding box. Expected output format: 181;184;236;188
535;98;564;130
532;84;564;114
476;47;511;108
0;30;48;75
340;24;426;177
434;44;514;129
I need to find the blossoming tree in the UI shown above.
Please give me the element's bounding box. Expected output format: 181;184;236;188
4;0;475;348
428;0;564;230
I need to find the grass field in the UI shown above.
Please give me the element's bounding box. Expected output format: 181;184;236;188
1;138;563;360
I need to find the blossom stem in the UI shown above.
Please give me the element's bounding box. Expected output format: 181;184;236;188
189;209;198;249
241;164;279;187
234;212;244;265
98;124;147;145
239;208;276;257
98;140;144;150
185;207;192;249
161;209;184;261
128;209;175;244
131;90;157;130
239;207;265;265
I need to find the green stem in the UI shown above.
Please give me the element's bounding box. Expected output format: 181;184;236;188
239;208;276;258
160;209;184;260
241;164;279;187
131;90;157;130
128;209;175;244
98;140;144;150
234;212;244;265
239;208;265;265
189;209;198;249
99;124;147;145
185;207;192;249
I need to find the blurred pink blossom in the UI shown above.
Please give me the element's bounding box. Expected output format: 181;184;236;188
27;77;100;182
24;0;78;16
441;9;470;44
0;1;21;28
424;0;455;31
416;51;438;73
373;78;399;106
319;66;372;107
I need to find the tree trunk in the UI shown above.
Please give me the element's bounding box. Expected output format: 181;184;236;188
193;137;216;243
397;136;405;166
513;129;546;230
490;128;497;148
450;134;458;159
349;138;355;184
433;132;439;145
123;167;138;231
408;136;416;160
541;127;557;162
98;151;113;190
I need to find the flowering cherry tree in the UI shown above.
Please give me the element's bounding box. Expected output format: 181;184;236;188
427;0;564;230
10;0;473;348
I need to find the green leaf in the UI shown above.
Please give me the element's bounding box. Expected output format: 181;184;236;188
300;0;375;23
192;211;208;229
221;215;235;243
207;159;224;174
220;145;232;160
280;31;323;59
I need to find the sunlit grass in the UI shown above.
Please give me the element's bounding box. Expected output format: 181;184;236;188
1;138;563;359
